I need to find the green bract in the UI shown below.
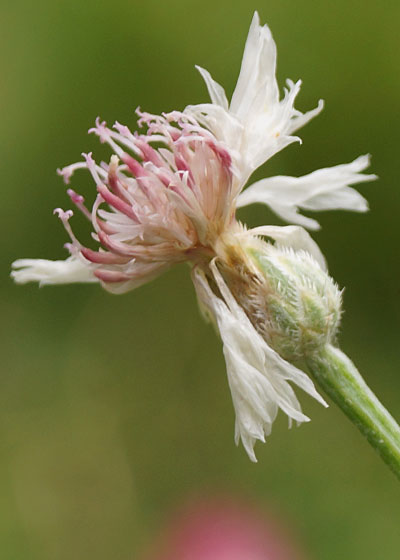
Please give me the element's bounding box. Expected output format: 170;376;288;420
248;245;341;362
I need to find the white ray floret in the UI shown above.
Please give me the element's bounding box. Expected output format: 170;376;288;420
11;256;98;286
187;13;375;227
237;155;377;230
193;262;327;462
186;12;324;182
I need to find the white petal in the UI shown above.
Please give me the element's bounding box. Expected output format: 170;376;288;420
243;129;300;179
287;97;324;135
302;185;369;211
229;12;279;120
11;256;98;286
186;13;325;181
249;225;327;271
237;155;376;229
185;103;244;156
192;263;326;461
195;66;229;110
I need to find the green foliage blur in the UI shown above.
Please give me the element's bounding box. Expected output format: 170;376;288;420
2;1;400;558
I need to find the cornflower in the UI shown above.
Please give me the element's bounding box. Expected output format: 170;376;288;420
12;13;400;472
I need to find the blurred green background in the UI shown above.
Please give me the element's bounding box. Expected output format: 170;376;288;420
1;1;400;558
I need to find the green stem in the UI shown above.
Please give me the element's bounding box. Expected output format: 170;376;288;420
306;344;400;480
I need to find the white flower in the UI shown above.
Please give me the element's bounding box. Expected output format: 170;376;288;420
11;12;375;460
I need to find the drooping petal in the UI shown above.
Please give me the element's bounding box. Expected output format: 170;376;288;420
11;256;98;286
192;263;327;461
208;261;326;407
237;155;377;230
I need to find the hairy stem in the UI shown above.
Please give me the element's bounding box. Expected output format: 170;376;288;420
307;344;400;479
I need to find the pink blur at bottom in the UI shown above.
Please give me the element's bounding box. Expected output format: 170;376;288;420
142;497;307;560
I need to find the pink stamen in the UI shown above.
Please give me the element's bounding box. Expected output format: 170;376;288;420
67;189;92;220
98;230;177;260
96;216;118;235
55;109;235;288
57;162;87;184
54;208;81;248
94;269;131;283
67;189;84;204
88;117;108;143
135;138;165;167
208;141;232;170
82;152;107;186
122;154;145;178
89;118;125;157
80;247;131;265
122;154;162;207
113;121;132;137
57;167;73;184
107;156;132;204
54;208;73;221
96;183;140;223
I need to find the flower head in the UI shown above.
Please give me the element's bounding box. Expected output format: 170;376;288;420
11;12;376;460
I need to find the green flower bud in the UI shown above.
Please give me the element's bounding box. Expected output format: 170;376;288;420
251;244;342;361
218;236;342;363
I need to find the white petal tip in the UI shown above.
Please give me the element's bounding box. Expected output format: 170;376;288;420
10;269;28;285
251;11;260;26
243;443;258;463
314;393;329;408
10;256;97;286
355;153;372;168
357;202;370;213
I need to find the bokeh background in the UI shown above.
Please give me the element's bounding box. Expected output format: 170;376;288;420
2;1;400;558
